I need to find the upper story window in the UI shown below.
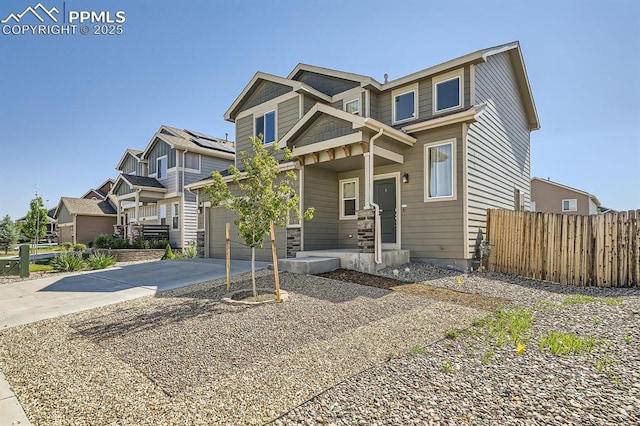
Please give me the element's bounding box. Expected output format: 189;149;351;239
433;69;463;114
171;202;180;230
345;98;360;115
424;139;456;202
562;199;577;212
157;156;167;179
339;178;359;219
392;83;418;124
255;110;276;144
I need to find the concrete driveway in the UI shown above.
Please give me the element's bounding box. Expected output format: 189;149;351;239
0;258;270;329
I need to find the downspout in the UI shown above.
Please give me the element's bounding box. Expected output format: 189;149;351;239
182;150;187;248
369;127;384;265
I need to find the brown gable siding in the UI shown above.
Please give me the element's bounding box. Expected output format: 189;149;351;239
531;180;592;215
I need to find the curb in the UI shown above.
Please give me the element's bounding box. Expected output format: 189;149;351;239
0;371;31;426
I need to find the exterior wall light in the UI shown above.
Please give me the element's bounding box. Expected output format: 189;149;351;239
402;173;410;183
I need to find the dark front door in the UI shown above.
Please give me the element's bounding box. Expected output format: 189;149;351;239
374;178;397;244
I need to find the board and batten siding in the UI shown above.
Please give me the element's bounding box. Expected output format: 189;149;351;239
148;140;176;173
121;154;143;175
303;166;339;250
466;52;531;258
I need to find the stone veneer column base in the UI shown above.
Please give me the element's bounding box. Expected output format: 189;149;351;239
197;231;205;258
357;209;375;253
286;227;301;258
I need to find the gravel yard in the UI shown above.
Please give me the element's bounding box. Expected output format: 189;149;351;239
1;263;638;425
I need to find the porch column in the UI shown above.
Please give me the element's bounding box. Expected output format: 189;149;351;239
116;200;122;226
363;152;371;209
134;192;140;224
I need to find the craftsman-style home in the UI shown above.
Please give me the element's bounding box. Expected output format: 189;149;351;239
189;41;539;271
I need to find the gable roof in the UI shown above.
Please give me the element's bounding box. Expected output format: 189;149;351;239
117;174;166;190
532;177;601;206
278;103;416;149
54;197;117;218
140;125;235;161
224;72;332;122
116;148;143;171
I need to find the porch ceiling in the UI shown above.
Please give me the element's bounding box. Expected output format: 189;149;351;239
304;153;397;172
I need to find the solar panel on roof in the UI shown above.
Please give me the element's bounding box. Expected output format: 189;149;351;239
185;129;218;141
191;137;235;153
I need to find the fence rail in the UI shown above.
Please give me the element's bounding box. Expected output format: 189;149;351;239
486;209;639;287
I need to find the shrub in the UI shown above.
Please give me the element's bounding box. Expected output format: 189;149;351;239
73;243;86;252
182;246;198;259
51;253;86;272
93;234;110;249
161;244;175;260
86;253;116;270
61;242;73;251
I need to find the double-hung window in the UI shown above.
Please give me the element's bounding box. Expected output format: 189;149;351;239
255;110;276;144
171;203;180;230
562;199;577;212
340;178;358;219
157;156;167;179
433;69;463;114
345;98;360;115
424;140;455;201
159;204;167;226
392;83;418;124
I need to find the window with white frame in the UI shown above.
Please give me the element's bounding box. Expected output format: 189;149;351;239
157;156;167;179
159;204;167;226
562;199;577;212
433;69;463;114
424;140;455;201
340;178;359;219
345;98;360;115
392;83;418;124
171;202;180;230
255;110;276;144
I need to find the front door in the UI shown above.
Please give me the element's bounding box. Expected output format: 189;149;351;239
374;177;397;246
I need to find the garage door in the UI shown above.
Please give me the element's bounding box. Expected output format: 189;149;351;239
207;207;287;261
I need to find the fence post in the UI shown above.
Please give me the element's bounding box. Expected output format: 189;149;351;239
19;244;29;278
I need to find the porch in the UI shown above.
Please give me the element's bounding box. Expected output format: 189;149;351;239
279;248;410;274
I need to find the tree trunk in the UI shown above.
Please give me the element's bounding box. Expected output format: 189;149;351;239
251;246;257;297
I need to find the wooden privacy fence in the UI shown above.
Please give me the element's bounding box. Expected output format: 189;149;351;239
486;209;640;287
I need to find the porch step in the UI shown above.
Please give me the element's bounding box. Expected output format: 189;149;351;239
278;257;340;275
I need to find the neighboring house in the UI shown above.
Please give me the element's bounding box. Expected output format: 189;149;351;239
81;179;115;201
111;125;234;248
54;197;117;244
531;177;601;215
15;207;57;234
189;41;539;270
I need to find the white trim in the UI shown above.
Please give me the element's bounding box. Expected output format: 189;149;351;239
344;98;360;115
424;139;457;203
462;123;470;260
373;145;403;164
433;68;464;114
392;82;419;125
339;177;359;220
373;172;401;250
156;155;168;179
171;202;180;230
469;64;476;105
402;105;481;133
562;199;578;212
253;109;277;146
365;89;370;118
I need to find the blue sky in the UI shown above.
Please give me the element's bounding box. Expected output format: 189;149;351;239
0;0;638;219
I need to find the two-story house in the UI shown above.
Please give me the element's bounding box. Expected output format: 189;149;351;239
112;125;234;248
531;177;601;215
189;41;539;271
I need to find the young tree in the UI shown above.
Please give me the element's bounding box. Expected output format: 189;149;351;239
204;136;314;297
20;195;49;244
0;215;20;254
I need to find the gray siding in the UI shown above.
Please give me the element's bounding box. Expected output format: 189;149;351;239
369;91;378;120
241;81;292;112
303;95;315;114
277;96;300;140
235;115;254;160
337;170;365;249
148;139;176;174
295;115;356;147
56;204;73;224
303;166;339;250
466;52;531;258
182;197;198;247
296;71;360;96
331;99;343;110
114;182;133;197
121;154;142;175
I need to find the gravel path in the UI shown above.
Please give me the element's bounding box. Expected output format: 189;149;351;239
278;263;640;425
1;263;638;425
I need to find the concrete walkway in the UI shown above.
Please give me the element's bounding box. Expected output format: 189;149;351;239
0;258;270;426
0;258;270;329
